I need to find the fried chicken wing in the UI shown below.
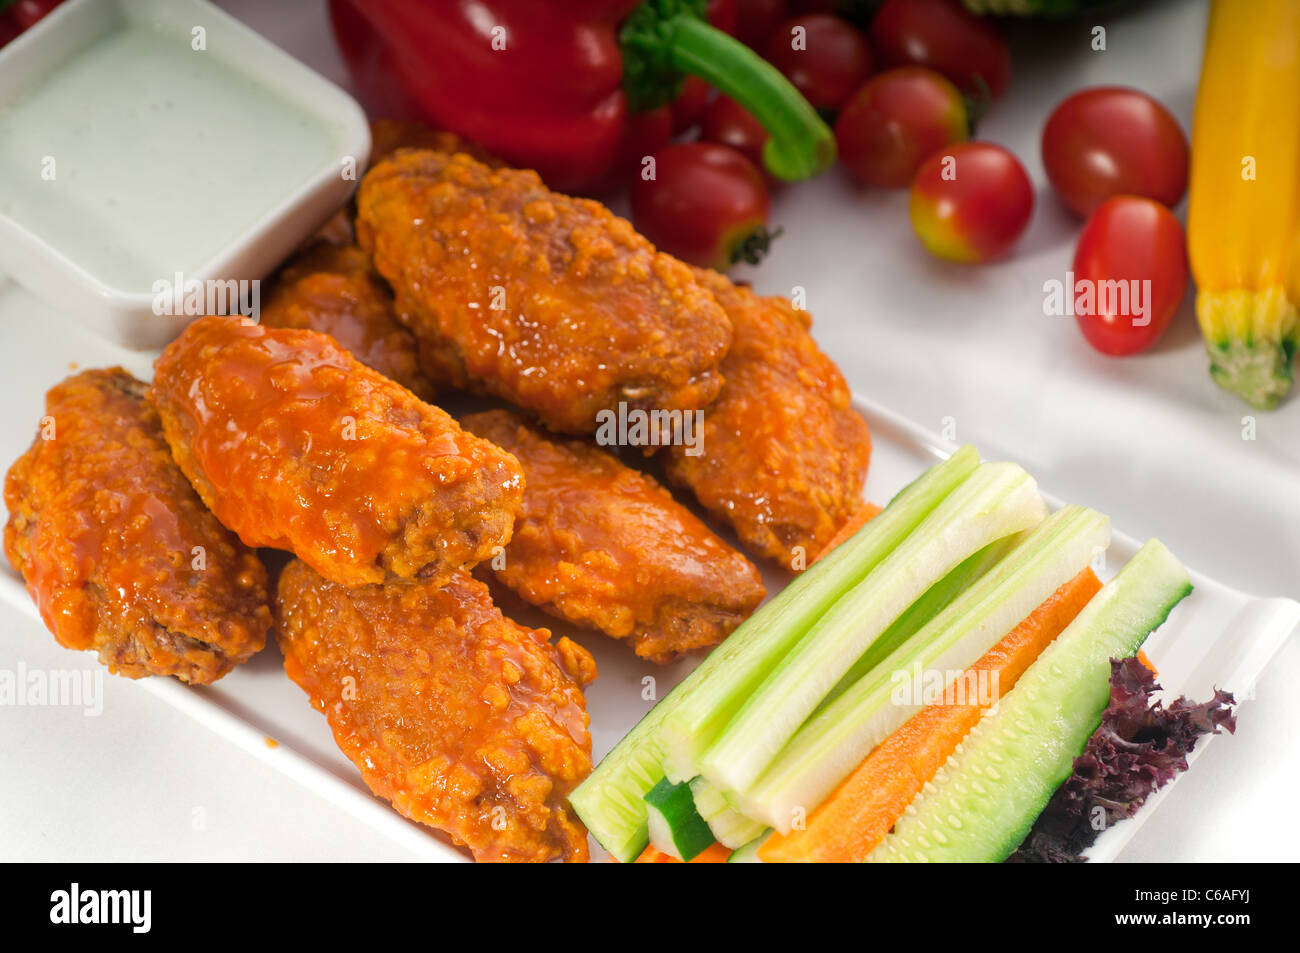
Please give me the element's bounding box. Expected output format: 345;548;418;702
275;558;595;863
355;150;734;434
308;121;501;247
369;118;502;168
261;241;437;399
150;316;524;588
462;410;765;663
3;368;270;683
666;270;872;564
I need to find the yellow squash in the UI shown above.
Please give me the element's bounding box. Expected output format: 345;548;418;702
1187;0;1300;409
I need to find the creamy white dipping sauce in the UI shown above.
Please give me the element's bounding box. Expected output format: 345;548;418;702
0;20;339;294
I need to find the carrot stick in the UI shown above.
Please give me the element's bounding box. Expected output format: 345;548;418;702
758;566;1103;863
633;843;733;863
813;502;883;565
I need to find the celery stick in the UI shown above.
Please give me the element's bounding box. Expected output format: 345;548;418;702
744;505;1111;832
657;444;983;782
699;462;1048;798
690;777;768;848
816;532;1024;714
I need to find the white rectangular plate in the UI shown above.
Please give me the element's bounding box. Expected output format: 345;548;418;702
1;284;1296;863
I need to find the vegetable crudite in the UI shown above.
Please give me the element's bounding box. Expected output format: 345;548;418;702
867;538;1192;863
569;445;982;862
697;460;1049;802
759;567;1103;863
571;446;1234;864
737;505;1108;832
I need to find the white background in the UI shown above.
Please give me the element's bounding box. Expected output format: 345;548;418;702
0;0;1295;861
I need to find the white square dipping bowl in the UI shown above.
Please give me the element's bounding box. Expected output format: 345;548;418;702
0;0;370;349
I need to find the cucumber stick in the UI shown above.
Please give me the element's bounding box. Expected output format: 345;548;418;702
644;778;715;861
658;445;982;782
728;833;772;863
567;687;680;863
570;445;980;862
867;538;1192;863
742;505;1110;831
690;777;768;848
699;461;1048;797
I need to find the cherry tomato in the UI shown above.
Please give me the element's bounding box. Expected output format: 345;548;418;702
909;141;1034;263
870;0;1010;100
1072;196;1187;356
0;13;22;49
764;13;872;112
1042;86;1189;217
835;67;968;189
9;0;63;30
735;0;789;49
671;77;713;133
701;94;770;171
708;0;740;35
588;105;674;196
630;142;773;270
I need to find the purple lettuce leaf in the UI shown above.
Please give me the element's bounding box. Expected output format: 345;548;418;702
1009;656;1236;863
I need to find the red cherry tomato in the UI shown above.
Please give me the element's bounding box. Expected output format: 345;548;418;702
764;13;872;112
587;105;674;196
671;77;713;133
10;0;63;30
835;67;969;189
1072;196;1188;356
1042;86;1189;217
870;0;1010;100
708;0;740;35
701;94;770;171
909;141;1034;263
630;142;772;271
735;0;789;49
0;13;22;49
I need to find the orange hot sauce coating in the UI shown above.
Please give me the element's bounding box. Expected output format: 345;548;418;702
3;368;270;683
261;241;438;400
666;269;872;563
462;410;766;663
275;559;596;863
150;316;524;588
355;150;734;435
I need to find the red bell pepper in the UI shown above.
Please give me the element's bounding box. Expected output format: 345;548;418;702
329;0;835;193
